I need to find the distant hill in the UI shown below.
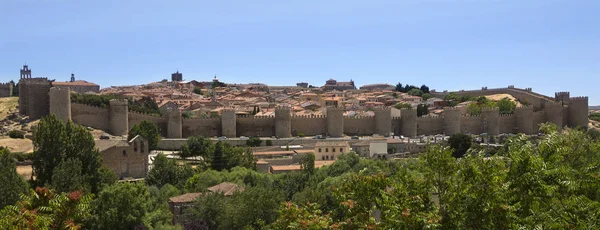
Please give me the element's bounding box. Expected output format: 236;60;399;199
590;106;600;110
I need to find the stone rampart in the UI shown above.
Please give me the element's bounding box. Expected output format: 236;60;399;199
221;109;237;138
461;115;482;134
128;111;168;136
291;115;326;136
498;113;517;134
167;109;182;138
0;82;13;97
400;109;417;137
568;96;588;129
482;107;500;135
49;87;71;122
326;107;345;137
237;115;274;137
275;107;292;138
71;103;110;131
417;116;444;135
344;116;375;136
515;106;534;134
544;102;564;129
443;107;461;135
182;117;221;137
374;107;392;136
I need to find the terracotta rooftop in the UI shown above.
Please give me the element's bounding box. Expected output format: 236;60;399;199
270;165;302;172
52;80;99;87
169;192;203;203
315;141;350;147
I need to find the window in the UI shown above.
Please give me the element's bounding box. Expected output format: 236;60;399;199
326;148;329;153
134;142;138;152
340;148;343;152
318;148;321;153
322;156;325;160
326;155;329;160
122;150;127;156
332;148;336;153
140;142;145;153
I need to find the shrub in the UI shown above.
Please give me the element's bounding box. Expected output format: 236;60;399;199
265;140;272;146
297;132;305;137
246;137;262;147
8;130;24;139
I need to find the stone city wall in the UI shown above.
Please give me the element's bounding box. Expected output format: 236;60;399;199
344;116;375;136
291;115;327;136
0;82;13;97
71;103;110;131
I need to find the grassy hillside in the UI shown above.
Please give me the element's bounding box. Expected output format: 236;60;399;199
0;97;18;120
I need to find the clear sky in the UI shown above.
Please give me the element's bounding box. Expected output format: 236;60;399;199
1;0;598;104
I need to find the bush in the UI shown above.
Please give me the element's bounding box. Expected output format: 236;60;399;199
590;113;600;122
8;130;24;139
297;132;305;137
246;137;262;147
265;140;272;146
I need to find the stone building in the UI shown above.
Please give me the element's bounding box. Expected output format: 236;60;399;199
314;141;351;161
18;66;52;120
171;71;183;81
52;74;100;93
94;135;149;179
0;82;13;97
169;182;243;225
359;83;395;91
322;78;356;91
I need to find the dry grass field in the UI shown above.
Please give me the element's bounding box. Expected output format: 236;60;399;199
0;97;18;120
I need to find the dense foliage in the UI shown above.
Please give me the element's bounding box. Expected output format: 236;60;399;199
0;148;28;209
129;120;161;151
180;136;256;171
71;93;161;115
590;112;600;122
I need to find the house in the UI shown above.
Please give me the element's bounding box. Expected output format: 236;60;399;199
169;182;244;225
94;135;149;179
314;141;351;161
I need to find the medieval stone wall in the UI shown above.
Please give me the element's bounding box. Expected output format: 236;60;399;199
417;116;444;136
275;107;292;138
291;115;326;136
128;111;168;137
49;87;71;122
344;116;375;136
498;114;517;134
237;115;275;137
71;103;110;131
182;117;221;137
0;82;13;97
568;97;589;128
461;115;483;134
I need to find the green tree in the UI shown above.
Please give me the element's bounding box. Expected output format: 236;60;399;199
182;110;194;118
394;102;412;110
92;182;150;230
0;187;93;229
32;115;102;193
395;82;404;92
421;93;432;101
180;136;213;159
447;133;472;158
246;136;262;147
417;103;429;117
420;145;458;227
189;192;226;229
301;153;315;175
129;120;161;151
407;88;424;96
420;84;430;94
0;148;28;209
497;97;517;114
147;153;194;189
211;141;227;171
220;185;284;229
51;158;85;193
193;87;203;95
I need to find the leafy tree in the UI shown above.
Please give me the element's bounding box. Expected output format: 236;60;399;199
182;110;194;118
129;120;161;151
407;88;424;96
466;103;482;115
0;187;93;229
0;147;28;209
497;97;517;114
184;169;225;192
189;192;226;229
271;202;334;229
420;84;430;94
265;139;273;146
147;153;194;189
128;96;162;115
420;145;458;227
92;182;150;230
447;133;472;158
395;82;404;92
421;93;432;101
394;102;412;110
51;158;85;193
32;115;102;193
416;103;429;117
301;153;315;175
180;136;213;159
211;141;227;171
193;87;203;95
246;136;262;147
220;185;284;229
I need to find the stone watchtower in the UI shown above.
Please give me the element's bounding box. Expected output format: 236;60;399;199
167;109;182;138
481;107;500;136
545;101;564;129
275;107;292;138
19;78;52;120
49;87;71;122
555;92;570;105
20;65;32;79
109;99;129;136
515;106;534;134
373;107;392;136
400;109;417;137
443;107;461;135
221;109;236;138
326;107;344;137
568;97;589;129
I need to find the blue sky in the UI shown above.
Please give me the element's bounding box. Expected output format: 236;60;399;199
1;0;598;104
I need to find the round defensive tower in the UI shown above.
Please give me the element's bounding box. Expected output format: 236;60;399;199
515;106;534;134
568;97;588;129
221;108;237;137
275;107;292;138
326;107;345;137
49;87;71;122
109;99;129;136
400;109;417;137
481;107;500;136
373;107;392;136
545;101;564;129
443;107;461;135
167;109;182;138
25;78;52;120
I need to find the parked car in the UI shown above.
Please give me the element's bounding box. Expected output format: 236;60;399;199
218;136;227;140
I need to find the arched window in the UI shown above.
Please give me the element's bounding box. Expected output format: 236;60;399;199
332;148;336;153
122;150;127;156
326;155;329;160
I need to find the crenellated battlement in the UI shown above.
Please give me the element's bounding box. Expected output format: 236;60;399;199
128;109;162;117
570;96;588;101
238;115;275;119
182;116;220;121
0;82;13;86
481;107;500;112
292;114;326;118
109;99;128;106
443;107;461;111
372;107;391;111
499;113;515;117
515;106;533;111
71;102;107;110
417;116;443;121
222;108;236;113
461;114;482;118
345;115;375;120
